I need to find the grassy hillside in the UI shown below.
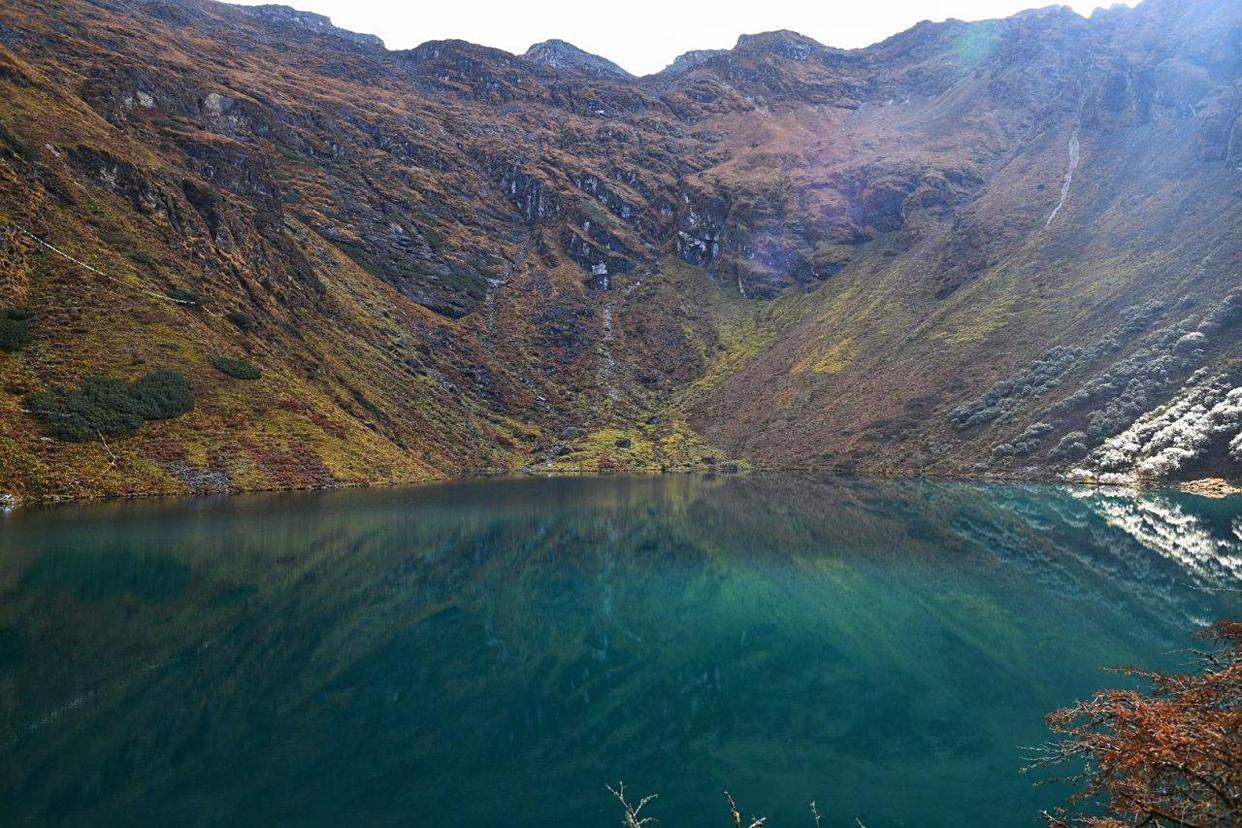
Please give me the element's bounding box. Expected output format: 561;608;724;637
0;0;1238;501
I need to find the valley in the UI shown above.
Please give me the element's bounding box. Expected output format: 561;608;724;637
0;0;1238;501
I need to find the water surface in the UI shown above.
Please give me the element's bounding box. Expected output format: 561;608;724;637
1;475;1238;826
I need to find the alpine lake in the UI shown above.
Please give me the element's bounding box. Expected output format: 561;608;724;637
1;474;1238;826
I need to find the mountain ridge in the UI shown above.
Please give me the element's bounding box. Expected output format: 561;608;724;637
194;2;1103;78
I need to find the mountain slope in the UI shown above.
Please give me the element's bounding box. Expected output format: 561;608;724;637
0;0;1238;502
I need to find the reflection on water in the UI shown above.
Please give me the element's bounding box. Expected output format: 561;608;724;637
0;476;1237;826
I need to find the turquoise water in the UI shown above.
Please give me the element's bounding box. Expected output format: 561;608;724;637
0;475;1238;826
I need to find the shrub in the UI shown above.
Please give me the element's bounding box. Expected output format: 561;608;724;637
994;422;1059;459
211;355;261;380
1080;373;1242;480
1017;422;1055;442
1175;331;1207;352
1119;299;1166;334
166;287;203;307
226;309;254;331
1054;337;1202;442
26;370;194;442
0;318;31;351
1197;289;1241;335
1049;431;1088;461
129;250;158;269
0;307;35;352
130;370;194;420
26;377;147;441
353;391;385;422
949;346;1087;430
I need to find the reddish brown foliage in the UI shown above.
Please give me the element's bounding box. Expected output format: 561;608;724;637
1030;621;1241;827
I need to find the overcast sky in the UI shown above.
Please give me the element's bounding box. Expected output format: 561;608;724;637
228;0;1137;76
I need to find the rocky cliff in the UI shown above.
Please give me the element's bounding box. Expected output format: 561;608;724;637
0;0;1238;501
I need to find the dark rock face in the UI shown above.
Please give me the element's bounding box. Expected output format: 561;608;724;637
675;227;720;267
499;167;562;224
178;141;283;220
572;172;645;232
675;195;728;269
1194;87;1241;162
67;148;186;224
561;226;634;287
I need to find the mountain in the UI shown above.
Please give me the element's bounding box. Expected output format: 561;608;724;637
0;0;1238;502
522;39;634;79
659;48;728;77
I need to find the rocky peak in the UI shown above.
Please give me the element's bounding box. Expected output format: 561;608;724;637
522;38;633;79
733;30;826;61
233;4;384;49
1009;4;1079;22
659;48;728;77
402;38;526;69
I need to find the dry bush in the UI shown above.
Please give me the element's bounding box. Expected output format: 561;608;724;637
1026;620;1241;827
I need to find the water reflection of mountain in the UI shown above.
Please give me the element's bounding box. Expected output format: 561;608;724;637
0;476;1237;827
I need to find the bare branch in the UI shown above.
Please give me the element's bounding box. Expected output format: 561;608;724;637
723;791;765;828
607;781;658;827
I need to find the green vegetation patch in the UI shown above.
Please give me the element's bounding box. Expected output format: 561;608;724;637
0;307;36;352
211;355;262;381
26;370;194;442
130;370;196;420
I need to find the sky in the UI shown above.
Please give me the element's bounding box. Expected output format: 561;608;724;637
229;0;1137;76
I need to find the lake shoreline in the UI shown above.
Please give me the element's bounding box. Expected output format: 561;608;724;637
4;464;1238;510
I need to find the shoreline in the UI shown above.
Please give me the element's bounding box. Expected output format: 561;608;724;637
4;466;1238;512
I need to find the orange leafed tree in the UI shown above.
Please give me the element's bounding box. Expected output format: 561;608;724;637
1028;620;1241;827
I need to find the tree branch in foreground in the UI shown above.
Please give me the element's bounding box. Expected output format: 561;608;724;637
1024;620;1241;827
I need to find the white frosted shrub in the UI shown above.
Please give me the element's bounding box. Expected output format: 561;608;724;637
1075;375;1242;482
